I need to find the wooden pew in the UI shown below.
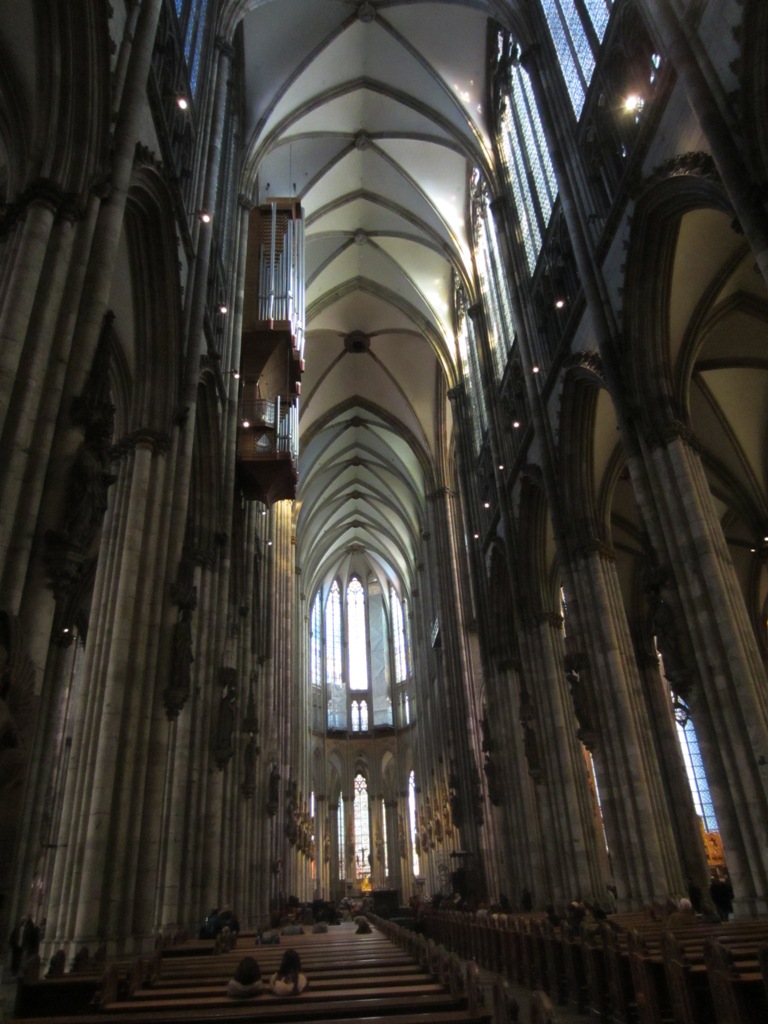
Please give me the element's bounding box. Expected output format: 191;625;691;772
15;919;493;1024
703;936;767;1024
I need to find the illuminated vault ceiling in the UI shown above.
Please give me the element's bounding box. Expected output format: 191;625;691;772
240;0;500;596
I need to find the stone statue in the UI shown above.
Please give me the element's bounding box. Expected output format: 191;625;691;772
241;734;257;798
566;661;597;749
64;419;116;552
484;753;502;805
523;723;543;784
164;606;194;718
213;680;237;769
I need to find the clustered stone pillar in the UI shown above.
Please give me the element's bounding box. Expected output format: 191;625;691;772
640;427;768;912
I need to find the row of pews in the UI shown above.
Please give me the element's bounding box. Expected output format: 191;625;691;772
11;920;503;1024
422;908;768;1024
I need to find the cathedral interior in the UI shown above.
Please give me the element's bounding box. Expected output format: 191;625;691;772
1;0;768;966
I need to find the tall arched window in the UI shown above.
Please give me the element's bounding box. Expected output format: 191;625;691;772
672;692;719;833
312;571;400;733
353;773;371;880
456;284;487;454
347;577;369;691
408;771;420;877
310;592;322;688
496;38;558;274
540;0;614;118
471;172;517;379
391;589;408;683
338;793;345;878
310;591;323;729
326;580;345;729
380;799;389;877
174;1;210;96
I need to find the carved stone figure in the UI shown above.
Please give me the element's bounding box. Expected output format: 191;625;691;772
241;734;257;798
484;753;502;805
566;660;597;749
64;420;116;551
164;606;194;719
213;678;237;769
523;723;543;784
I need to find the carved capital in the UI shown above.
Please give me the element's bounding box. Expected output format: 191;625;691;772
641;151;720;195
563;350;605;382
111;428;172;460
214;36;235;60
570;535;616;563
645;419;703;455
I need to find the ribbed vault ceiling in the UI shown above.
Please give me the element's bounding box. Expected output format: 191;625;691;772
240;0;497;596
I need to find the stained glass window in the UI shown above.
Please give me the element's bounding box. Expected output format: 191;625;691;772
672;692;719;833
338;793;345;878
497;50;558;274
540;0;614;118
472;175;517;378
392;589;408;683
347;577;368;691
354;774;371;880
310;592;322;688
326;580;345;728
174;1;209;97
456;297;486;454
408;771;420;877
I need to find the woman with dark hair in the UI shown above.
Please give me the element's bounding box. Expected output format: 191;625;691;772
226;956;262;997
269;948;308;995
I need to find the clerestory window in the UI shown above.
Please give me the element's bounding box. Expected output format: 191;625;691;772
495;39;558;274
540;0;614;118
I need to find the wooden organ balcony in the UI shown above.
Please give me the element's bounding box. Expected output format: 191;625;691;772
236;198;304;505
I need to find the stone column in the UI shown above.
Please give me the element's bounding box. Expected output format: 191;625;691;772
0;195;100;613
328;800;340;901
519;614;610;904
0;186;61;439
45;432;173;953
565;539;683;906
642;426;768;911
269;500;297;894
424;487;485;880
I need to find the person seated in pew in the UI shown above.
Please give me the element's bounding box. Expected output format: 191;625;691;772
226;956;263;998
269;948;309;995
664;897;699;930
199;908;220;939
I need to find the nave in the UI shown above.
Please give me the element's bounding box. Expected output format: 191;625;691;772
2;0;768;988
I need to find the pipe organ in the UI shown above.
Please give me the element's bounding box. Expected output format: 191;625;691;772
236;199;304;505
